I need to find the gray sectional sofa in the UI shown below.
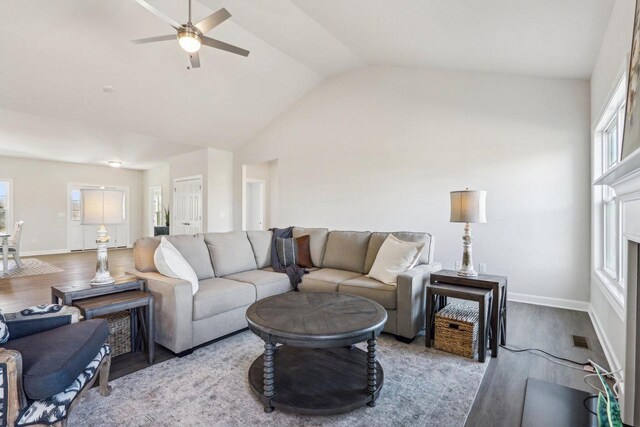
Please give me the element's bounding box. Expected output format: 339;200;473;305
130;228;442;354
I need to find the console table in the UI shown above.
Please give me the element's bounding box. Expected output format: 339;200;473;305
430;270;508;357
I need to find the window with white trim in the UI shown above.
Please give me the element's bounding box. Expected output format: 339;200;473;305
595;75;626;302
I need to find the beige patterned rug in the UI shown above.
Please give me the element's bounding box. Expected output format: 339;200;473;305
70;331;488;427
0;258;63;278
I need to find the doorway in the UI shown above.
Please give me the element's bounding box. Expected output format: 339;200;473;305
172;176;203;235
245;180;265;231
148;186;163;236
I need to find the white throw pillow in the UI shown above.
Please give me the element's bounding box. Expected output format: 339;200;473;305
154;237;199;295
367;235;425;285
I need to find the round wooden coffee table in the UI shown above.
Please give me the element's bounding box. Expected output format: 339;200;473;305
246;292;387;415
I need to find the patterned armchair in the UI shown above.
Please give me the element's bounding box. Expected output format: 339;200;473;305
0;305;111;427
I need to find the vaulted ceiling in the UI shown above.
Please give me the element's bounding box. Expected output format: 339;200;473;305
0;0;614;169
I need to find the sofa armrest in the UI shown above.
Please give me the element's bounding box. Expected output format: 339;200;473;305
5;306;80;340
0;348;26;427
127;270;194;354
396;262;443;340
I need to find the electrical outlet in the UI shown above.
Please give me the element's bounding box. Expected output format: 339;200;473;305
479;263;487;273
455;261;461;270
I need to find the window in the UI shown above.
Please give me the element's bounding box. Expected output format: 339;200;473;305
0;181;10;234
70;190;81;221
595;75;626;304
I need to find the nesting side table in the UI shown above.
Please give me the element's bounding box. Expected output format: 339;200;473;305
430;270;508;357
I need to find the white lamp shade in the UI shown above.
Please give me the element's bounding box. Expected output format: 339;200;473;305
450;190;487;223
81;189;125;225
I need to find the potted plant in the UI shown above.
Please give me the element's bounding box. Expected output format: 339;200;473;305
164;206;170;227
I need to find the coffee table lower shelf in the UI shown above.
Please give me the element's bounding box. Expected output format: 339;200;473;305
248;346;384;415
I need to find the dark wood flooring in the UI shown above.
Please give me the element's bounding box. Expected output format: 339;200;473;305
465;302;609;427
0;251;609;426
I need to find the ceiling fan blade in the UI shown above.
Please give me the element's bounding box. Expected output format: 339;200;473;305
134;0;182;30
188;52;201;69
194;8;231;34
202;36;250;57
130;34;176;44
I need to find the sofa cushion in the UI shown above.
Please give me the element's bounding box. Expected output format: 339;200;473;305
321;231;371;273
3;319;109;400
225;270;292;300
204;232;257;277
166;234;215;280
299;268;362;293
293;227;328;267
367;235;425;285
364;232;433;274
339;276;397;310
192;278;256;320
154;237;200;295
133;236;161;272
247;230;273;269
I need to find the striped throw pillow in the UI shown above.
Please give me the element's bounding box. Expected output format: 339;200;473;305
276;237;297;267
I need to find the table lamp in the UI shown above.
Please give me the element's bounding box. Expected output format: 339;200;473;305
81;188;125;285
450;189;487;277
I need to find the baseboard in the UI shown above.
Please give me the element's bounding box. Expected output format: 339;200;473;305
508;292;590;312
20;249;71;257
588;305;623;375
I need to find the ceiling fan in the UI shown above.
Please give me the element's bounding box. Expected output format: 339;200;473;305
131;0;249;69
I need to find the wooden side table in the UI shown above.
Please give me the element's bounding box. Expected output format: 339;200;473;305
73;291;155;364
430;270;508;357
51;275;145;305
425;283;492;362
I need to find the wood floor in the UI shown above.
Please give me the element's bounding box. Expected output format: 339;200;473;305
0;251;610;426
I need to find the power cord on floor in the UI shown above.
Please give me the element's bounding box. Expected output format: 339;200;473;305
499;344;590;366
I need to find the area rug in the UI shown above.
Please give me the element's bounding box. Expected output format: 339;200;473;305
70;331;488;427
0;258;63;278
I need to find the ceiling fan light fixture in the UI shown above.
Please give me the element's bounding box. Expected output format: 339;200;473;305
177;28;202;53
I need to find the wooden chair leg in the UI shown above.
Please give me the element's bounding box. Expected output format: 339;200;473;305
99;354;112;397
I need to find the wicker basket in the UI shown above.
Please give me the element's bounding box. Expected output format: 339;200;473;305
434;303;479;359
98;311;131;357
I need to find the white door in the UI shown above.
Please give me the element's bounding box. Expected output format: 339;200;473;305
68;184;129;251
245;181;265;231
173;176;203;235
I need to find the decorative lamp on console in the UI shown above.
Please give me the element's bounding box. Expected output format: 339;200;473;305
450;189;487;277
81;188;125;286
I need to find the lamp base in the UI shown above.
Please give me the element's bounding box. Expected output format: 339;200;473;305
457;222;478;277
457;269;479;277
90;226;115;287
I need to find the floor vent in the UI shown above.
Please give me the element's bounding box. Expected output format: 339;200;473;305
572;335;589;349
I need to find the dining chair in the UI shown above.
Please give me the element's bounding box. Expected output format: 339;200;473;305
1;221;24;268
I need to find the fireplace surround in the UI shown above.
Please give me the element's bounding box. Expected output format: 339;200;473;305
595;148;640;425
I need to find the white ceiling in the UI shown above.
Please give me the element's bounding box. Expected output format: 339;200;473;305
0;0;614;169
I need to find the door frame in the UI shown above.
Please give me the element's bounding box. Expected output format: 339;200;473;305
243;178;266;231
172;175;203;235
148;185;162;236
67;182;130;251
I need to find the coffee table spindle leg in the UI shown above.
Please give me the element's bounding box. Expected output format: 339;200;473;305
367;334;377;407
263;340;276;413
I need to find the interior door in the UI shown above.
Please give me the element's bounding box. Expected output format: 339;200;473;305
173;177;203;235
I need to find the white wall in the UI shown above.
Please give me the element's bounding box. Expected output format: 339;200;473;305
234;65;591;303
0;155;143;254
589;0;636;374
207;148;233;232
142;164;170;236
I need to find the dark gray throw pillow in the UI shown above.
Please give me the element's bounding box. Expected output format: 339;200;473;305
276;237;297;267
